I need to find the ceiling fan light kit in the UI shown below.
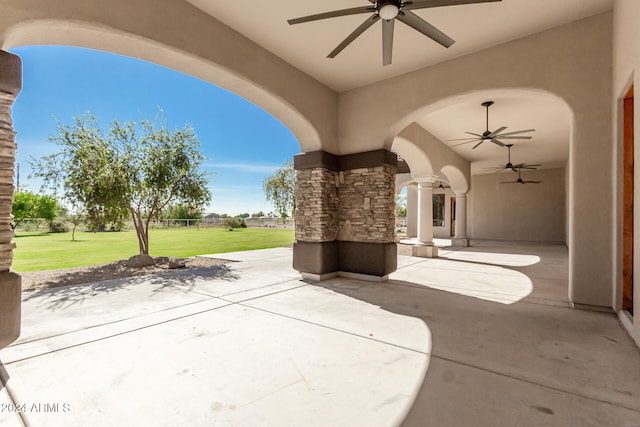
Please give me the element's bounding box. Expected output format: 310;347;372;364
288;0;502;66
379;2;400;20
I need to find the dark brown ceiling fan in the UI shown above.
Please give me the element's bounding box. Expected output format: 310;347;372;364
448;101;535;149
288;0;502;66
483;144;540;173
500;168;542;185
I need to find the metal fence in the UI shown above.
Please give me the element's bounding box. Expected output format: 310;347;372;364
14;216;296;232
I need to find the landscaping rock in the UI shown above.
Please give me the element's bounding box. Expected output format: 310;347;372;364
155;256;186;269
126;254;156;268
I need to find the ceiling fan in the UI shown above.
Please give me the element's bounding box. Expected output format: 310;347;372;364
500;168;542;185
436;179;451;189
448;101;535;149
483;144;540;173
287;0;502;66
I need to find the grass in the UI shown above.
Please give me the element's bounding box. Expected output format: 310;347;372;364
12;227;295;272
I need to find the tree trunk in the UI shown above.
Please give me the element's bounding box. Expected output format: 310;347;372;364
130;208;149;255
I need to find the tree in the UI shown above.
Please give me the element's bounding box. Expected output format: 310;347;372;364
67;210;84;242
12;190;60;231
164;203;203;226
395;195;407;218
32;112;212;255
263;160;295;219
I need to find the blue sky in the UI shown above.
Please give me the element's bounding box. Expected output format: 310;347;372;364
9;45;301;216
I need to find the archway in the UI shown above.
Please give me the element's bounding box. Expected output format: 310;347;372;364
0;13;332;347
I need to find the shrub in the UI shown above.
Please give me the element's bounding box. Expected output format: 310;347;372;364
223;218;246;231
49;220;68;233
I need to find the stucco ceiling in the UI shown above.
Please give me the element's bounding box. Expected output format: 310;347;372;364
185;0;612;174
416;95;571;174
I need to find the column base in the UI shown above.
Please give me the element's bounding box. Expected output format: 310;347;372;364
293;241;338;276
294;241;397;281
302;271;389;283
0;270;21;350
412;244;439;258
452;237;469;247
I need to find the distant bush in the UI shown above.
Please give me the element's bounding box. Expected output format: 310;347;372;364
49;220;68;233
223;218;247;231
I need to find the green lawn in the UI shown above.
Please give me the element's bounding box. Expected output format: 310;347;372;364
12;227;294;272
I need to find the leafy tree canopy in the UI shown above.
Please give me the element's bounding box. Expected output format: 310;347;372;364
395;195;407;218
31;111;212;255
263;160;295;219
12;191;60;230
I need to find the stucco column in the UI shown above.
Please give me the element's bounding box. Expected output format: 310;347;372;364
0;50;22;350
406;184;418;238
293;149;397;281
417;180;435;245
414;178;438;258
452;192;469;247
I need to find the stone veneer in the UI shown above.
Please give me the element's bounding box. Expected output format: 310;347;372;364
293;149;397;279
0;50;22;350
0;92;17;271
295;168;338;242
337;165;396;243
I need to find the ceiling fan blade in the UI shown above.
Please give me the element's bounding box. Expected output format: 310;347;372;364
490;138;505;147
288;6;375;25
404;0;502;11
328;14;380;59
526;181;542;184
465;131;483;137
497;128;535;136
447;137;481;141
489;126;507;137
451;139;481;147
397;10;455;48
513;163;541;169
382;18;395;66
472;140;485;149
482;166;507;172
496;136;533;140
500;181;518;184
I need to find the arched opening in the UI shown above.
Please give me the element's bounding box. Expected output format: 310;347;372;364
389;88;573;304
3;20;323;154
7;45;313;291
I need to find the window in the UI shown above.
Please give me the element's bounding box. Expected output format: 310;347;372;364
433;194;445;227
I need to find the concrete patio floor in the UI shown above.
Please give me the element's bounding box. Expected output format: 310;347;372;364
1;242;639;426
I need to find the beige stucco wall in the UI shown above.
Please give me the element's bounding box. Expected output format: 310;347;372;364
0;0;338;154
394;124;470;192
612;0;640;346
341;13;613;308
469;169;566;243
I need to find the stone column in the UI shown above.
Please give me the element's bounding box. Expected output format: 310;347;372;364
0;50;22;350
452;192;469;247
414;178;438;257
293;151;339;281
406;184;418;238
293;149;397;281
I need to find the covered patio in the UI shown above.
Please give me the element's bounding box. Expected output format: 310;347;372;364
1;244;638;426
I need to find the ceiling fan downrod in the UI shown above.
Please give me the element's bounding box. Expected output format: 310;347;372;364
481;100;494;137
